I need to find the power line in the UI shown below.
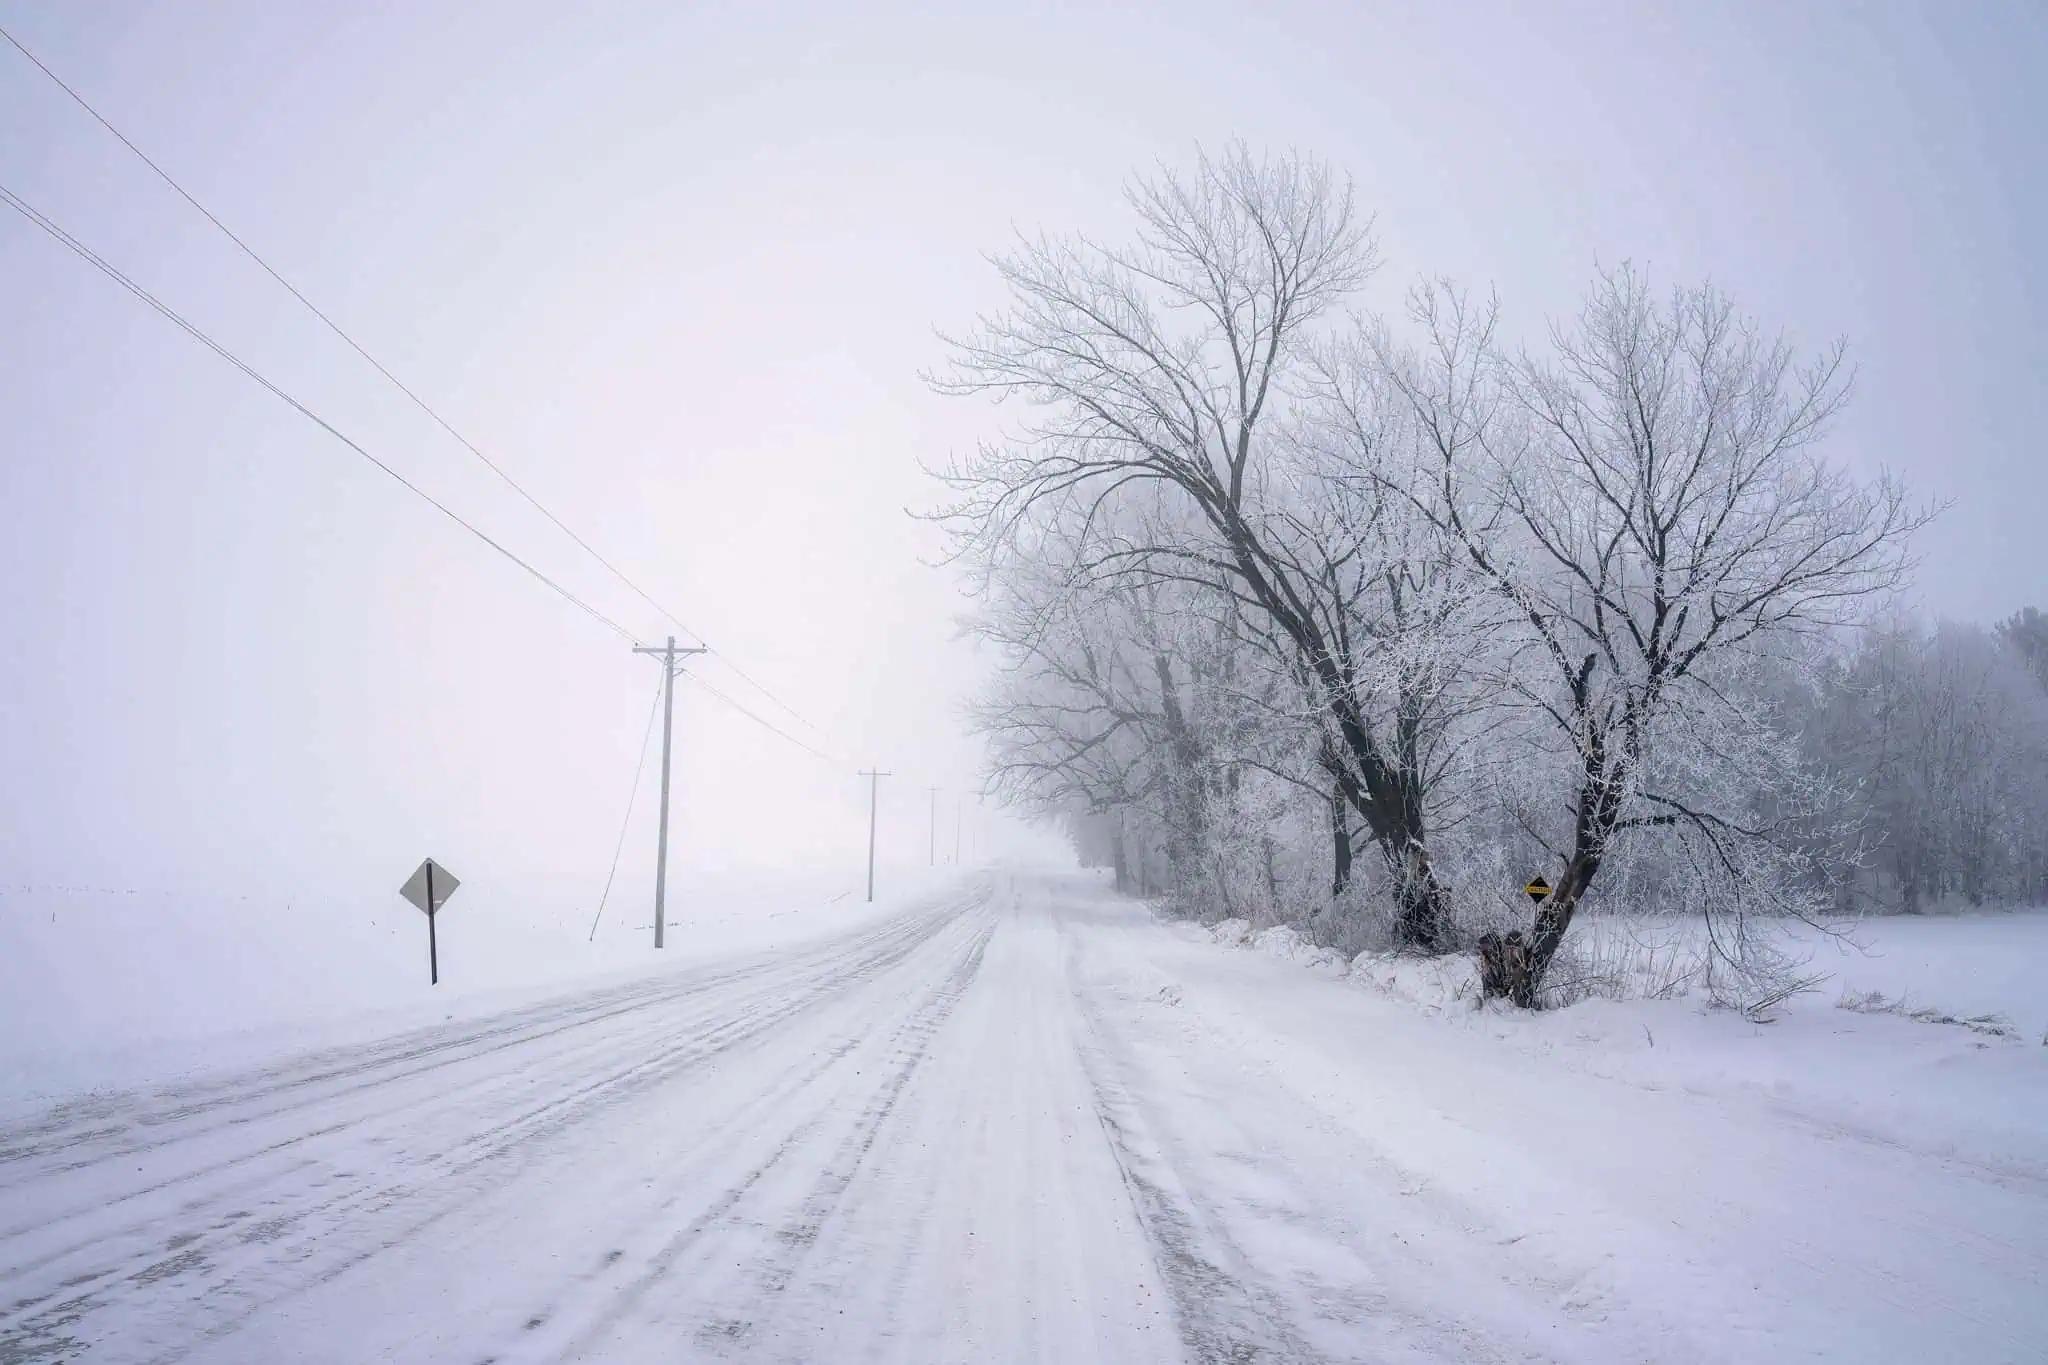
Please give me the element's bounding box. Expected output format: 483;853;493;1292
688;672;962;797
2;41;958;831
681;671;850;767
704;652;836;739
680;676;971;869
0;181;640;645
0;21;701;647
0;21;834;739
3;184;947;798
0;93;975;923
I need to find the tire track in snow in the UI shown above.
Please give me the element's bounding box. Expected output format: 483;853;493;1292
0;903;951;1184
1058;887;1599;1365
482;911;998;1363
4;899;957;1284
2;989;731;1250
0;961;766;1172
0;885;991;1365
1075;1028;1328;1365
1045;892;1327;1365
695;916;996;1352
544;908;997;1360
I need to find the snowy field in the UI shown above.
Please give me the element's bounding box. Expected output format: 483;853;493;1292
1217;904;2048;1221
2;870;2044;1362
0;861;963;1111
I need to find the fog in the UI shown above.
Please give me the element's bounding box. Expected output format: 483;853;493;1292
2;0;2041;919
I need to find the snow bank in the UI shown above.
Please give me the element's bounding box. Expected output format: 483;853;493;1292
1085;879;2048;1359
1200;919;1346;969
1190;902;2048;1181
1203;916;1252;947
1344;948;1482;1013
1321;908;2048;1037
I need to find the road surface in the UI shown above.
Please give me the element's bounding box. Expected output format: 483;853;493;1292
3;872;2043;1362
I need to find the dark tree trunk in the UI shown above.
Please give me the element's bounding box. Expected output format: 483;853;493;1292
1480;909;1562;1008
1328;741;1453;951
1526;893;1580;983
1392;843;1453;952
1477;930;1536;1007
1480;853;1597;1006
1215;525;1456;951
1330;787;1353;896
1480;706;1617;1007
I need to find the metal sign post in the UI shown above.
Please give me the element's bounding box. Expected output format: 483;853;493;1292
400;858;461;984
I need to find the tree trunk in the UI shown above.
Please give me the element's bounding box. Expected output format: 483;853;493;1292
1477;931;1536;1007
1332;748;1453;950
1479;861;1592;1007
1330;788;1353;896
1480;716;1619;1005
1391;841;1452;952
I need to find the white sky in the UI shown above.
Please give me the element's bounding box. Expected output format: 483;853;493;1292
1;1;2041;913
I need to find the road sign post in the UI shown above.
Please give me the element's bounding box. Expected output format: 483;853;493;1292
400;858;461;985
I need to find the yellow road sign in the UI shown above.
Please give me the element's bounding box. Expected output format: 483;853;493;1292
1523;876;1553;903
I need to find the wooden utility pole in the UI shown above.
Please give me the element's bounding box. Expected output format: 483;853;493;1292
633;636;706;947
860;769;891;902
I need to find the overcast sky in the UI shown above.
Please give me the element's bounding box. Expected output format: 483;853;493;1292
2;1;2041;914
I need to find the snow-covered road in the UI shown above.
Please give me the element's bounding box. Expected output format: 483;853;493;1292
4;871;2044;1363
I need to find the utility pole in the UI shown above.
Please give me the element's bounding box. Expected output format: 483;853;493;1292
928;786;938;866
633;635;707;948
860;769;891;902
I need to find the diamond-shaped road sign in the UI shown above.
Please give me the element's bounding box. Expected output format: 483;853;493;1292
400;858;459;916
400;859;460;986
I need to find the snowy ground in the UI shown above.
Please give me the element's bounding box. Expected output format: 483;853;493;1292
0;863;956;1109
2;870;2044;1362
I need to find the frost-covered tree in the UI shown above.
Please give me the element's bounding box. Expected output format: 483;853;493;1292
963;489;1335;918
1997;606;2048;696
970;503;1228;897
934;147;1473;948
936;149;1940;1005
1374;270;1923;1002
1806;616;2048;910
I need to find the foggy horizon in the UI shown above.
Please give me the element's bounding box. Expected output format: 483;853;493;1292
8;2;2039;916
5;3;2043;911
